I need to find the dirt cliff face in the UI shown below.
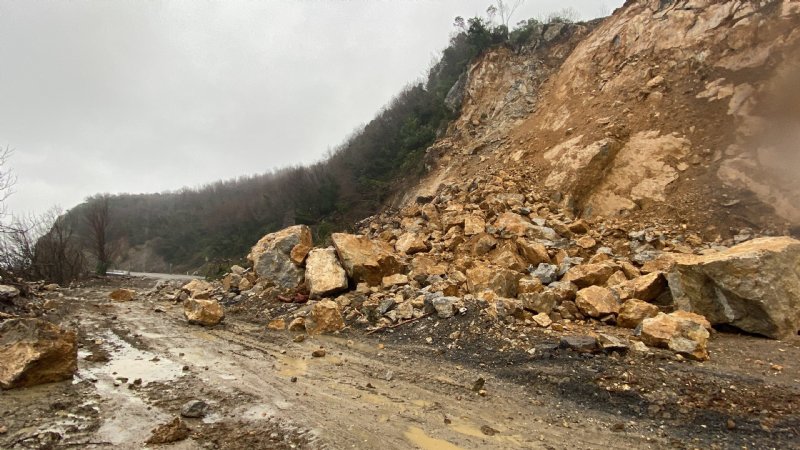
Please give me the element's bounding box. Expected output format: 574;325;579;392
415;0;800;239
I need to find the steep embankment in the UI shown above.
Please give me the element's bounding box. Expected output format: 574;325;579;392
414;0;800;239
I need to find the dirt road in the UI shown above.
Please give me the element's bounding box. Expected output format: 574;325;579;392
1;280;798;449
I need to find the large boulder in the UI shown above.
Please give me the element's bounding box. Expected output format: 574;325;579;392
305;248;348;297
667;237;800;339
248;225;313;290
331;233;403;286
184;298;225;326
305;299;345;334
0;318;77;389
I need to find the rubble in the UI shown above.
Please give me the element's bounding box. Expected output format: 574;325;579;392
638;312;710;361
109;288;136;301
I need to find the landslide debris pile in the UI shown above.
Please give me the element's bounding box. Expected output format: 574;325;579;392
164;169;800;362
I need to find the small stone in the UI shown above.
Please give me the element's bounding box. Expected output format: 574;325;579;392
180;400;209;418
109;288;136;302
726;419;737;430
312;349;326;358
293;334;306;343
532;312;552;328
480;425;498;436
267;319;286;331
472;377;485;392
290;376;298;383
146;417;189;444
559;335;598;353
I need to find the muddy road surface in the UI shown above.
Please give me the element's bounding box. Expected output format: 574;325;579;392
1;279;798;449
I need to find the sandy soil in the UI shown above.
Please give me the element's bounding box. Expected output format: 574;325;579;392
1;278;798;449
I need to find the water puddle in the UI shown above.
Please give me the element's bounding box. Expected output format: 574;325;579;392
81;330;185;385
404;426;465;450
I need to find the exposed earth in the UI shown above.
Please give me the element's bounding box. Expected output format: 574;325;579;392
1;276;798;449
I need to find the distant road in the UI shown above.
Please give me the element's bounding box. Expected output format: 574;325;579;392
107;270;202;281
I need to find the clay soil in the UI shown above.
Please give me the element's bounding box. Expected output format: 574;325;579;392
1;276;798;449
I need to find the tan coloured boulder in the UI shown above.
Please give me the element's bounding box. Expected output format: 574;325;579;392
305;248;348;297
628;272;668;301
409;256;448;282
516;239;550;266
184;298;225;326
395;233;428;255
463;215;486;236
466;263;521;298
267;319;286;330
332;233;403;286
0;318;77;389
667;237;800;339
181;279;215;299
562;264;616;288
247;225;313;290
493;212;535;237
222;273;242;291
575;286;619;318
520;289;558;314
639;312;710;361
618;299;660;328
305;300;345;334
382;274;409;289
109;288;136;302
146;417;190;445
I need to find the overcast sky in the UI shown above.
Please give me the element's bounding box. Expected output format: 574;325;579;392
0;0;623;217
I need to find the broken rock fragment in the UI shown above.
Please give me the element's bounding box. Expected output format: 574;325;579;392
575;286;619;318
638;312;710;360
0;318;78;389
305;248;348;297
109;288;136;302
617;299;660;329
305;299;345;334
146;417;190;445
332;233;403;286
184;298;225;326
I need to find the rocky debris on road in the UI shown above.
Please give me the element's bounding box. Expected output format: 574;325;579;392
108;288;136;301
190;167;800;363
184;297;225;327
0;318;77;389
146;416;190;445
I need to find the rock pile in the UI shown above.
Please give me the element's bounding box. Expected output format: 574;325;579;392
190;172;800;362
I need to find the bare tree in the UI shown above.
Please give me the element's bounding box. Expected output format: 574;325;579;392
0;146;17;232
496;0;524;31
83;194;114;275
0;208;85;284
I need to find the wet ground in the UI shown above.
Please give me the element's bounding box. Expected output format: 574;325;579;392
1;278;798;449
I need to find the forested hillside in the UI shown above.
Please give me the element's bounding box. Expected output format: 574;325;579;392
63;16;541;273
